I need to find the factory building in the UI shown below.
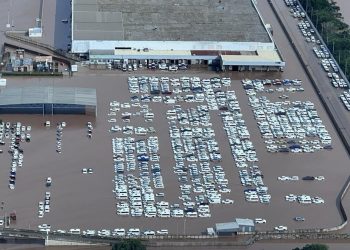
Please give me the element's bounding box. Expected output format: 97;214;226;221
71;0;285;71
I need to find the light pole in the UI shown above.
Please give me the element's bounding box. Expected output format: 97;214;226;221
183;218;186;236
0;201;4;229
176;221;179;237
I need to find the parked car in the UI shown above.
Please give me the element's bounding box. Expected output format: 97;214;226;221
294;216;305;222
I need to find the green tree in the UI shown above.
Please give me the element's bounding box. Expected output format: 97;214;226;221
300;0;350;79
112;239;146;250
293;243;329;250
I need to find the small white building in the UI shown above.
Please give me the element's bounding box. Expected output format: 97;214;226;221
0;79;6;87
29;27;42;38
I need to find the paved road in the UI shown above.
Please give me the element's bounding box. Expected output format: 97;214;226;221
271;0;350;148
257;0;350;232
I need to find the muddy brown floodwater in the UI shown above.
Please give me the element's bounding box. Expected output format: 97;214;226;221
0;0;349;244
0;66;347;235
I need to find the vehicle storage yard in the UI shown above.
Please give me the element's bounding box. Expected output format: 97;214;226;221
0;0;350;240
0;68;348;236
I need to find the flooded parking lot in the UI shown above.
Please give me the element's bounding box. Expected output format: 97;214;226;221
0;0;350;238
0;67;348;235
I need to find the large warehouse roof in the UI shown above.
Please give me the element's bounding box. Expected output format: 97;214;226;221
72;0;271;43
0;87;97;106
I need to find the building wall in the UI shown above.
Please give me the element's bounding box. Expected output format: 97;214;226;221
89;54;217;62
0;104;95;116
72;40;275;54
239;225;255;232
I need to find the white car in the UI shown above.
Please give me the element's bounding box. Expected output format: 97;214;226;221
38;211;44;218
221;199;234;204
255;218;267;224
46;177;52;186
55;229;67;234
159;63;168;70
290;176;299;181
84;230;96;236
98;229;111;237
278;176;290;181
38;224;51;229
152;96;162;102
274;225;288;231
112;228;126;237
168;65;178;71
315;176;325;181
82;168;88;174
156;229;169;235
143;230;156;236
312;197;325;204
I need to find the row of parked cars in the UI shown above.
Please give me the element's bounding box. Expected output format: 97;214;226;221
112;135;170;217
39;225;169;237
286;0;350;111
38;192;51;218
127;76;235;218
287;0;306;19
285;194;324;204
326;71;348;88
108;97;199;220
278;175;325;181
55;122;66;154
340;90;350;111
209;86;271;204
116;60;187;72
168;105;233;215
298;20;319;44
163;78;237;213
0;122;31;190
243;79;332;152
127;76;231;109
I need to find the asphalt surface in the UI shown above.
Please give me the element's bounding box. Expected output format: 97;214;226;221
271;0;350;147
264;0;350;233
53;0;71;51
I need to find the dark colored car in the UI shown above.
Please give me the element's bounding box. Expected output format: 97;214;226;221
302;176;315;181
294;217;305;222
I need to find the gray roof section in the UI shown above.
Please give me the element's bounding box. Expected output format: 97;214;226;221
236;218;255;227
215;222;239;233
73;0;124;41
72;0;270;43
89;49;115;55
0;87;96;106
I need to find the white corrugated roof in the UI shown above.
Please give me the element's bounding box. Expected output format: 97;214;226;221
221;50;284;66
0;87;96;106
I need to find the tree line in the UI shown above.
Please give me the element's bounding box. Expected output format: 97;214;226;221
300;0;350;80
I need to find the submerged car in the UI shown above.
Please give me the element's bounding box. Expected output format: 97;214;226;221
294;216;305;222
